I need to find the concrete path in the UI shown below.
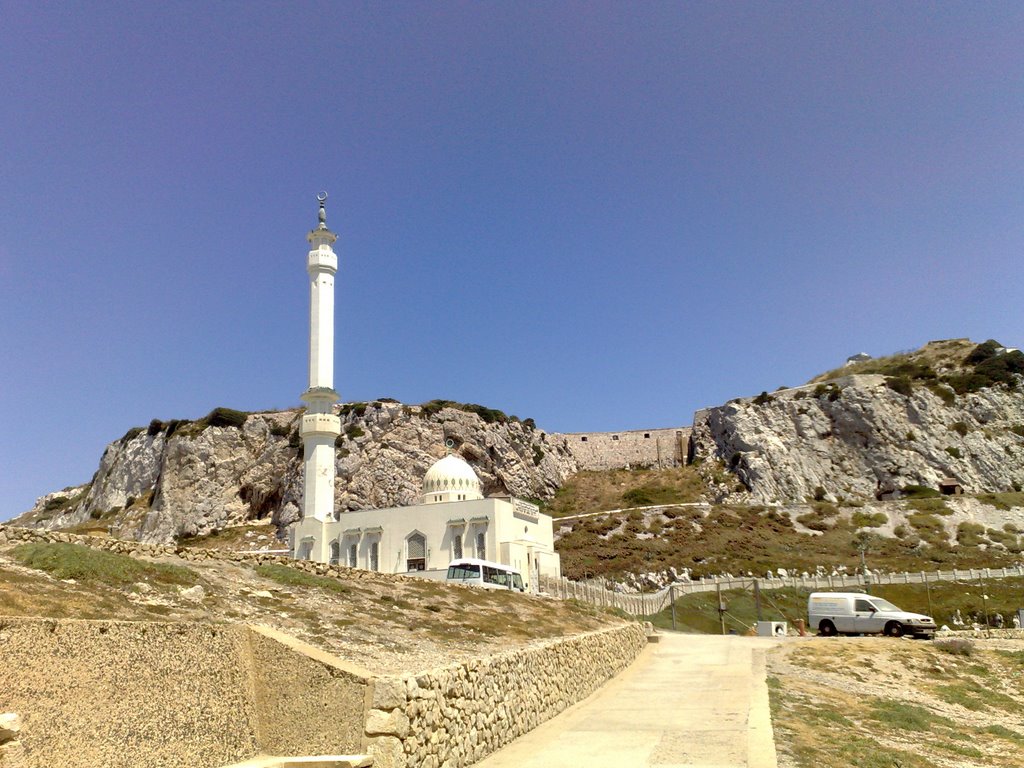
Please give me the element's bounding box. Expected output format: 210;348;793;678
473;633;780;768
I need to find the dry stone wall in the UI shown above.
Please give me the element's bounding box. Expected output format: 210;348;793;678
362;624;647;768
557;427;690;471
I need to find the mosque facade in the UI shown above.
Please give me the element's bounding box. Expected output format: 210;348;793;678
289;196;561;590
291;452;562;590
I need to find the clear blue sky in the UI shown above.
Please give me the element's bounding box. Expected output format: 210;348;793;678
2;3;1022;517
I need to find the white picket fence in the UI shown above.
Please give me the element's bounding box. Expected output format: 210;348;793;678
538;564;1024;617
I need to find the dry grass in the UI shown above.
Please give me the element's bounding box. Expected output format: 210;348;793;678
555;493;1024;582
547;465;708;518
769;637;1024;767
0;539;624;674
809;338;976;384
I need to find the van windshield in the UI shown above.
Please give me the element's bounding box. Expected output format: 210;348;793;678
869;598;901;612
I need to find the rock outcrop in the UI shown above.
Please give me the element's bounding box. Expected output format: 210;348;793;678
691;373;1024;504
15;402;578;544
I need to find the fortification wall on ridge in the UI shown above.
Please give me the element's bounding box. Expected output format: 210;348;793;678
556;427;691;471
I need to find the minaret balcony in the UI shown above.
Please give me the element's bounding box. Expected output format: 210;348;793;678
300;412;341;438
307;248;338;274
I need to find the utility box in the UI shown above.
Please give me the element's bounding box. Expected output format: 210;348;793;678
757;621;787;637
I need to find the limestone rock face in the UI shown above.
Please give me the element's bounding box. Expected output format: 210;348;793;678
15;403;577;545
690;374;1024;503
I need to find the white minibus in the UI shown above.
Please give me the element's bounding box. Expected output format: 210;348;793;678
446;558;526;592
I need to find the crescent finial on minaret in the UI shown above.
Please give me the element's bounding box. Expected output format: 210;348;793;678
317;191;328;229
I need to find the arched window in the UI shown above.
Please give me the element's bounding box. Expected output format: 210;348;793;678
328;540;340;566
453;533;463;559
369;541;379;571
476;532;486;560
407;533;426;571
347;543;357;568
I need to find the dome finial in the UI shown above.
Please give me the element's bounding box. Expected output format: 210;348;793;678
445;438;455;455
317;191;328;230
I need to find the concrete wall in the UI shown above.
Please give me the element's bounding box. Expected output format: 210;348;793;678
557;427;690;471
362;623;648;768
0;618;371;768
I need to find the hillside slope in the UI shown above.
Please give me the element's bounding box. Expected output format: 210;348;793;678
690;339;1024;504
12;401;578;545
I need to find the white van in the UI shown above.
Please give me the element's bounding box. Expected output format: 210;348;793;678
808;592;936;639
446;558;526;592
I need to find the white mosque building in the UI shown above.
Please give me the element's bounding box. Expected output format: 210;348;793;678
291;452;562;590
288;194;561;589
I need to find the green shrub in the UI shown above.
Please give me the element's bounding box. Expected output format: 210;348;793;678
950;421;969;436
532;446;545;466
906;497;951;515
885;376;913;396
851;511;887;528
902;485;940;499
927;382;957;405
986;528;1018;547
339;402;368;417
254;563;348;594
269;422;291;437
120;427;144;443
934;637;975;656
1011;425;1024;437
345;425;365;440
813;486;827;502
908;513;949;545
147;419;164;436
753;391;773;405
622;485;684;507
945;446;962;459
977;492;1024;511
11;542;196;586
957;522;986;547
417;399;518;424
965;339;1002;364
206;408;248;428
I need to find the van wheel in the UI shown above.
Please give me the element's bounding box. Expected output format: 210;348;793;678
818;620;837;637
885;621;904;638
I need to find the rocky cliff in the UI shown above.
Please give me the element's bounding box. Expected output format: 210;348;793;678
690;340;1024;504
15;401;578;544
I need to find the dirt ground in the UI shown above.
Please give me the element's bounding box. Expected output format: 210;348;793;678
768;635;1024;768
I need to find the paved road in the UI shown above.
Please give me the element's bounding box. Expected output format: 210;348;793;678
474;633;780;768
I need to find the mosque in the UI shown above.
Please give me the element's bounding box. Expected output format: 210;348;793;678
288;195;561;589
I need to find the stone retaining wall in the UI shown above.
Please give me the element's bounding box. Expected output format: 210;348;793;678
362;624;648;768
0;618;370;768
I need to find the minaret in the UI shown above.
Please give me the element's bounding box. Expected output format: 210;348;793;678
300;192;342;560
